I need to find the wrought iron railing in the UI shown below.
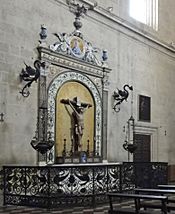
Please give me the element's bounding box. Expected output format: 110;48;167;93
121;162;168;190
0;168;3;191
2;162;168;208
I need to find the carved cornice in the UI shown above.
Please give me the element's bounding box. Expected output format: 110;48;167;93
38;47;111;78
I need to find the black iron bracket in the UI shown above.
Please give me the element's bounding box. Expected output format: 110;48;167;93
113;84;133;112
19;60;45;97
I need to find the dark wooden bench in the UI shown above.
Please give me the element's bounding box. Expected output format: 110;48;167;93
107;192;168;214
135;188;175;211
158;184;175;189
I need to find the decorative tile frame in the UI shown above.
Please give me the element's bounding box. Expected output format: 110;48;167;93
47;71;102;164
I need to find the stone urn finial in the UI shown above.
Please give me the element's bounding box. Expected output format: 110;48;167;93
66;0;97;33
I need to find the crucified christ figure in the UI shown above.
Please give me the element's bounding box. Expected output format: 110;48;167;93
60;97;92;152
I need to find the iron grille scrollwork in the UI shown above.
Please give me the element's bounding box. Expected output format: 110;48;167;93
0;168;3;190
3;162;168;208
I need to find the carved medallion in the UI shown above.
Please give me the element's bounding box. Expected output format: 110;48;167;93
69;36;85;58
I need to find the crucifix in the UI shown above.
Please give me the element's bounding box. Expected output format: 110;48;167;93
60;97;92;152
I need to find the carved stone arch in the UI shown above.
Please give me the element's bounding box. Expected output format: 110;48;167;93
47;70;102;163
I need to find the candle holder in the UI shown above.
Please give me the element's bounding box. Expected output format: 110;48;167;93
123;142;137;154
62;139;67;157
86;139;90;156
31;131;54;155
0;113;4;122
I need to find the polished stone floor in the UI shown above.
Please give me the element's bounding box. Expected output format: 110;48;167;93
1;199;175;214
0;202;174;214
0;205;109;214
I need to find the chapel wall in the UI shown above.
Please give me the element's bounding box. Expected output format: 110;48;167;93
0;0;175;170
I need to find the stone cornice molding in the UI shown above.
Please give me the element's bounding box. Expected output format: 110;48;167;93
38;47;111;78
54;0;175;58
80;0;175;57
55;0;175;58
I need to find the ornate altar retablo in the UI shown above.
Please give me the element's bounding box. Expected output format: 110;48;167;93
28;1;111;165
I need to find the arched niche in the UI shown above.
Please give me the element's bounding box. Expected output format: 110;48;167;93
47;71;102;163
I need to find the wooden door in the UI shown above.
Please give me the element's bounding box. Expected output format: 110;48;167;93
133;134;151;162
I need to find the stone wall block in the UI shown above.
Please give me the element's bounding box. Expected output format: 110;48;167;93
0;22;15;35
0;42;9;53
0;30;5;42
0;52;5;62
9;45;20;56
